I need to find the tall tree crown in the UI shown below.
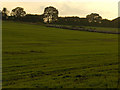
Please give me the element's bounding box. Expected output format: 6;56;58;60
11;7;26;17
43;6;59;23
86;13;102;23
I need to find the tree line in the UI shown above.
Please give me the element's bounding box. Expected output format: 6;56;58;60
0;6;119;28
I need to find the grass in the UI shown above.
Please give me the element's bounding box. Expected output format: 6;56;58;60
2;21;118;88
83;26;119;33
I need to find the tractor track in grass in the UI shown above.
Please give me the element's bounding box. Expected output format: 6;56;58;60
3;61;119;84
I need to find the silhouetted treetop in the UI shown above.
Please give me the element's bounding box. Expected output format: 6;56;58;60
11;7;26;17
43;6;59;23
86;13;102;23
2;7;9;19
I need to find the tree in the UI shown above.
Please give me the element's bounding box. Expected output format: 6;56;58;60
43;6;59;23
2;8;9;20
111;17;120;28
86;13;102;23
21;14;44;22
11;7;26;18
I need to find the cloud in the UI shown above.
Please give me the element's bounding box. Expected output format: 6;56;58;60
1;1;118;20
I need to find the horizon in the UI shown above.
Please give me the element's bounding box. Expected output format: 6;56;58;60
0;0;119;20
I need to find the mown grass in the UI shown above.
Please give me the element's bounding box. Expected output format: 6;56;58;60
83;26;119;33
2;21;118;88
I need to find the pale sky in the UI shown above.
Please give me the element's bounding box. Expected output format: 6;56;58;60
0;0;119;20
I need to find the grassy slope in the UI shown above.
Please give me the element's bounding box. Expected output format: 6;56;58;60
3;21;118;88
84;26;119;33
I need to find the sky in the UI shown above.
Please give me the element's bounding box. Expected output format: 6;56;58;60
0;0;119;20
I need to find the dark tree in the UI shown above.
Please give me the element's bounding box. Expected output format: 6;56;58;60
21;14;44;23
2;8;9;20
111;17;120;28
86;13;102;23
54;16;88;26
11;7;26;18
100;19;111;27
43;6;59;23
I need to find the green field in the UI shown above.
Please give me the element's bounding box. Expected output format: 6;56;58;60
83;26;119;33
2;21;118;88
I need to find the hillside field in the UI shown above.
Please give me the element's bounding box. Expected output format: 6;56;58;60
84;26;119;33
2;21;118;88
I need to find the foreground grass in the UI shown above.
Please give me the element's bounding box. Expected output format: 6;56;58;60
2;21;118;88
